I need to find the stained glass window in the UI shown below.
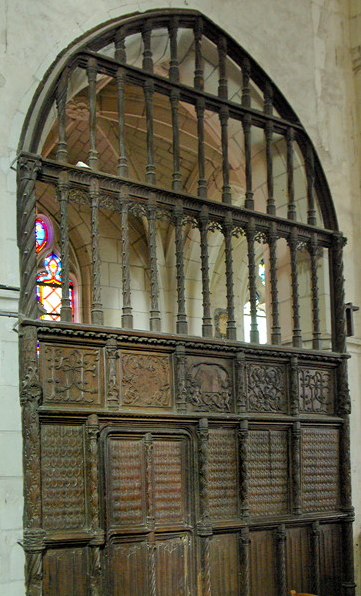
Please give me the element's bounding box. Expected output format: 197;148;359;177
35;217;48;253
35;216;75;321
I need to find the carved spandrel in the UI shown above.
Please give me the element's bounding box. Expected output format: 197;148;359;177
247;363;287;413
121;352;171;408
41;424;86;530
299;367;334;414
42;345;101;405
186;361;233;413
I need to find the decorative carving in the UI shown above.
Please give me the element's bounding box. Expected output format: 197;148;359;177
208;428;238;519
337;358;351;415
197;418;210;528
239;420;249;519
105;338;120;408
90;178;103;325
41;424;86;529
186;362;232;412
174;344;187;412
148;196;161;330
291;421;301;515
58;171;72;321
246;219;258;342
223;211;236;338
247;363;287;412
298;367;333;413
288;228;302;347
120;196;133;328
43;345;100;404
144;433;155;528
66;100;89;121
121;353;171;407
17;155;42;319
199;205;212;336
174;201;187;334
268;222;281;344
289;355;299;415
340;415;353;510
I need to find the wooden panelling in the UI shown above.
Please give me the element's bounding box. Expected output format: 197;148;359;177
208;428;238;520
286;526;311;593
210;533;240;596
248;429;289;517
108;539;149;596
319;524;342;596
153;438;188;525
107;436;146;528
43;548;88;596
250;530;277;596
155;533;192;596
41;424;86;530
302;428;339;512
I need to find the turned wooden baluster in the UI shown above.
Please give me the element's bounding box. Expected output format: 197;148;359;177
56;67;69;163
142;23;156;185
288;228;302;347
194;17;204;91
115;28;129;177
306;142;317;225
309;233;321;349
120;192;133;328
246;218;259;342
174;201;188;334
90;178;103;325
242;58;253;210
223;211;236;339
196;98;207;198
268;222;281;344
87;57;99;170
58;171;72;322
199;206;212;337
287;127;296;220
264;82;275;215
148;195;161;331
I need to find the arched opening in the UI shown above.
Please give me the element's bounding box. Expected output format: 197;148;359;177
17;10;353;596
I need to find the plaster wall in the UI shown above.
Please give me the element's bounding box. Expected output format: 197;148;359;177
1;0;361;593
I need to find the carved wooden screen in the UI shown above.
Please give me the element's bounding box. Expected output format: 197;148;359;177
17;9;355;596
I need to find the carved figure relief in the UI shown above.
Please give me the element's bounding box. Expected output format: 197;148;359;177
299;368;333;413
42;345;100;404
121;353;171;407
247;363;287;412
186;362;233;412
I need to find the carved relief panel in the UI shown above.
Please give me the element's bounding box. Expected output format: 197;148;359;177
246;362;287;413
120;351;172;409
40;343;102;406
185;357;234;413
298;366;335;414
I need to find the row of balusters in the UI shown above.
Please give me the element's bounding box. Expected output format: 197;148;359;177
54;20;317;225
56;173;327;349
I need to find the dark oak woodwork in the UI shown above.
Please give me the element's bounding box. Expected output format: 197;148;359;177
17;10;353;596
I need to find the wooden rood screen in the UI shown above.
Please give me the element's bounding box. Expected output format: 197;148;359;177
17;10;355;596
